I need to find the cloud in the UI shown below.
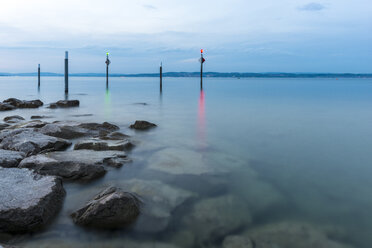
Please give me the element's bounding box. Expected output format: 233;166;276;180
299;2;325;11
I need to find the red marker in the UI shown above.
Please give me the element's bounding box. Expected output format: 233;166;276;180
201;49;203;54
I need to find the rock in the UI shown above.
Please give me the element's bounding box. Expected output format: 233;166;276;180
68;114;93;117
74;139;134;151
3;98;43;109
130;120;157;130
0;167;65;233
12;120;48;129
19;153;106;181
0;103;15;111
223;235;254;248
0;129;71;156
99;131;130;140
39;121;119;139
245;221;355;248
0;149;25;168
71;187;141;228
30;115;54;119
148;147;211;176
48;100;79;108
3;115;25;124
183;195;252;245
0;123;10;130
118;179;195;233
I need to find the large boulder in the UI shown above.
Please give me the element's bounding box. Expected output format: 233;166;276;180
3;98;43;109
0;167;65;233
48;100;79;108
0;129;71;155
3;115;25;123
71;187;141;228
130;120;157;130
0;149;25;168
39;121;119;139
19;153;106;181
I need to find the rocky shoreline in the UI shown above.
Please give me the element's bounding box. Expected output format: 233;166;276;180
0;98;356;248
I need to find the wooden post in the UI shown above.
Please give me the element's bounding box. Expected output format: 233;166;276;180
200;50;204;89
64;51;68;94
38;64;40;88
160;62;163;92
105;53;110;89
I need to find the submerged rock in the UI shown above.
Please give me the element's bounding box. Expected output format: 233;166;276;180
19;153;106;181
0;129;71;155
0;167;65;233
118;179;195;233
130;120;157;130
99;131;130;140
48;100;79;108
183;195;252;245
71;187;141;228
0;149;25;168
244;221;354;248
3;115;25;123
3;98;43;109
222;235;254;248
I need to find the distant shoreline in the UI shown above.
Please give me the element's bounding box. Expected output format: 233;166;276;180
1;72;371;78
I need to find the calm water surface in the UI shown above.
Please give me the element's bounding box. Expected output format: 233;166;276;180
1;76;372;247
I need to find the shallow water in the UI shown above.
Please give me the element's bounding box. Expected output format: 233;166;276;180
1;76;372;247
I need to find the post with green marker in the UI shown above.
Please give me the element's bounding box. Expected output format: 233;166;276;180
105;52;111;89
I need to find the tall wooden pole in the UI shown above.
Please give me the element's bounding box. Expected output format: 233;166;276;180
160;62;163;92
105;53;110;89
38;64;40;88
64;51;68;94
200;50;204;89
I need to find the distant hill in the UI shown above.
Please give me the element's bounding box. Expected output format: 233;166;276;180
0;72;371;78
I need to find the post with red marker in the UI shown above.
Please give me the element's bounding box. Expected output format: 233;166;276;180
199;49;205;89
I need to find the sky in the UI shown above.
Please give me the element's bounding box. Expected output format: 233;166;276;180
0;0;371;74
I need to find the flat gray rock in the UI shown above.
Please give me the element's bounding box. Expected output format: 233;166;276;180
0;167;65;233
39;121;119;139
19;153;106;181
0;149;25;168
0;129;71;155
3;115;25;124
74;139;134;151
71;187;141;228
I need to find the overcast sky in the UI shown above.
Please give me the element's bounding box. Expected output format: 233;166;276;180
0;0;371;73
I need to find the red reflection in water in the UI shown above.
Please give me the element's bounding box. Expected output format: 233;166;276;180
198;89;207;149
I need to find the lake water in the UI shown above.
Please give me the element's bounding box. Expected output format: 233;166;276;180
1;76;372;247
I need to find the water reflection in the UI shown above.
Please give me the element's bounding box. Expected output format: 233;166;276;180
104;88;112;118
197;89;207;149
